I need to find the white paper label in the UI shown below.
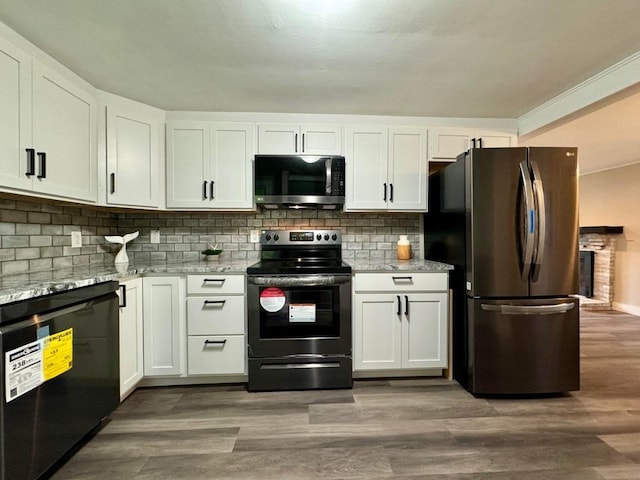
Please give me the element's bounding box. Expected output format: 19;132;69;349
5;340;43;402
466;281;472;291
289;304;316;323
260;287;286;312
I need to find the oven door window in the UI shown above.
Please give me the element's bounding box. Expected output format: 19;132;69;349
259;286;339;338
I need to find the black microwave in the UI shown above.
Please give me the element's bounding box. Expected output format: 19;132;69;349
254;154;345;209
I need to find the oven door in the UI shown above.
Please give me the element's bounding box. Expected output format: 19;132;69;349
247;274;352;357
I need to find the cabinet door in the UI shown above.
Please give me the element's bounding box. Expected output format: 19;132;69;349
257;123;299;154
344;126;388;210
118;278;144;400
32;61;97;202
106;99;163;208
402;293;448;368
300;125;342;154
143;276;184;376
0;38;32;191
210;122;254;209
166;121;209;208
388;127;427;211
354;294;402;370
476;131;516;148
428;128;471;161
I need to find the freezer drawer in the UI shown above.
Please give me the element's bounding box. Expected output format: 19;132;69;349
468;296;579;395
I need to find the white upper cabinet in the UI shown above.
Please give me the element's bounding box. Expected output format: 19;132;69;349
166;121;254;209
258;123;342;154
101;92;165;209
0;36;97;203
429;127;516;162
345;126;427;212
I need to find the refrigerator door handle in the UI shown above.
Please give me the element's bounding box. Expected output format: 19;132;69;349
480;302;575;315
529;160;546;281
519;161;536;280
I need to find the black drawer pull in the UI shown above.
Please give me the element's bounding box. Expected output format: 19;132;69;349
203;278;226;283
204;339;227;346
203;300;226;306
392;276;413;281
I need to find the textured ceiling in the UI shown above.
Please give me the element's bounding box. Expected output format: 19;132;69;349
1;0;640;174
1;0;640;117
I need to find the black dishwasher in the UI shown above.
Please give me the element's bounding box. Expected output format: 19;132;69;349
0;281;120;480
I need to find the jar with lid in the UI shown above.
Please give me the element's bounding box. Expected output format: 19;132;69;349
397;235;411;260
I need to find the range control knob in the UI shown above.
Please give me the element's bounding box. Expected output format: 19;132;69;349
274;234;279;241
316;234;322;241
331;233;338;241
324;234;330;240
265;234;272;241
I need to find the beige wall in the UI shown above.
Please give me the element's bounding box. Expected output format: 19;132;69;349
579;162;640;314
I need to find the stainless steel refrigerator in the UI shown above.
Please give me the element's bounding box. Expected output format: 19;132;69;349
425;147;580;395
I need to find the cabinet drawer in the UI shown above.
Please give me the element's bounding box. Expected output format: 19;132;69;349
187;335;245;375
354;272;448;292
187;274;245;295
187;296;245;335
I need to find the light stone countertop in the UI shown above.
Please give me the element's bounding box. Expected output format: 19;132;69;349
0;257;453;305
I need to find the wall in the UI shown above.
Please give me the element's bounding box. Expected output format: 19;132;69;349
0;195;422;275
579;162;640;315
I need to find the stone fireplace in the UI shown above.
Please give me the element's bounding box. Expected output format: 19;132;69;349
578;226;623;310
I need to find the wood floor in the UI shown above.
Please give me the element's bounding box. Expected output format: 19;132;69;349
51;309;640;479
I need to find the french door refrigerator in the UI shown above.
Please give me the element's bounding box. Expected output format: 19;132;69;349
425;147;580;395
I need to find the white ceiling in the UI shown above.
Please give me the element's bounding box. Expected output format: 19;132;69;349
1;0;639;173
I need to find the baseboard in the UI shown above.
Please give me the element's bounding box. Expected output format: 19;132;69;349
612;301;640;317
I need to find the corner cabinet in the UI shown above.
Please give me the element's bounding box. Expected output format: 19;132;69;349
0;36;97;203
117;277;144;400
345;126;427;211
257;123;342;155
100;92;165;208
166;121;255;209
142;276;185;376
428;127;517;162
353;272;448;372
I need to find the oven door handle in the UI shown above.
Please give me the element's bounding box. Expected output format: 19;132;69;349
248;275;351;287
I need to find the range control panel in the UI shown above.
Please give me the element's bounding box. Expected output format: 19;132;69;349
260;230;342;245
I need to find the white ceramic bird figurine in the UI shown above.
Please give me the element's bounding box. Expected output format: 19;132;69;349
105;231;139;264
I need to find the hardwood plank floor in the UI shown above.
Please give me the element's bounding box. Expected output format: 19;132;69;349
51;309;640;479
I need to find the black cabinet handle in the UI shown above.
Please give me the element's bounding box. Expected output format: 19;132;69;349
383;183;387;201
36;152;46;179
204;339;227;346
110;173;116;194
294;133;298;152
203;278;226;283
471;138;477;149
25;148;36;176
404;295;409;316
478;137;483;148
302;133;305;152
119;285;127;308
203;300;226;306
203;180;208;199
390;183;394;202
392;276;413;281
210;180;214;199
397;295;401;316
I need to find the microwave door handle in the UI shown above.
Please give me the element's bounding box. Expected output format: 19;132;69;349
325;158;332;194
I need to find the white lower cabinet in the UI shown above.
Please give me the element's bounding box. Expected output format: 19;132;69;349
353;273;448;371
142;276;185;376
117;277;144;400
186;274;246;376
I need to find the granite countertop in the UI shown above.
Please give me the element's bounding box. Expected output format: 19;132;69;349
346;258;453;272
0;258;453;305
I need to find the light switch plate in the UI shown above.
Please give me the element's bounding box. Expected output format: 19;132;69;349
71;231;82;248
250;230;260;243
150;230;160;244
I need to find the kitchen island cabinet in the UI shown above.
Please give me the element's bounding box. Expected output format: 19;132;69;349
353;272;448;373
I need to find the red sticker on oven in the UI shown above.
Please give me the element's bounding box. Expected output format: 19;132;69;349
259;287;286;312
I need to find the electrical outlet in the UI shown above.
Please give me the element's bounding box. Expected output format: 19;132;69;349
71;231;82;248
150;230;160;244
250;230;260;243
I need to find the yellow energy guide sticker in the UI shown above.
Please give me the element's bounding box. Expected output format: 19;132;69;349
42;328;73;381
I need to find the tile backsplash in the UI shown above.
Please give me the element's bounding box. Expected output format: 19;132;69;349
0;196;422;275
